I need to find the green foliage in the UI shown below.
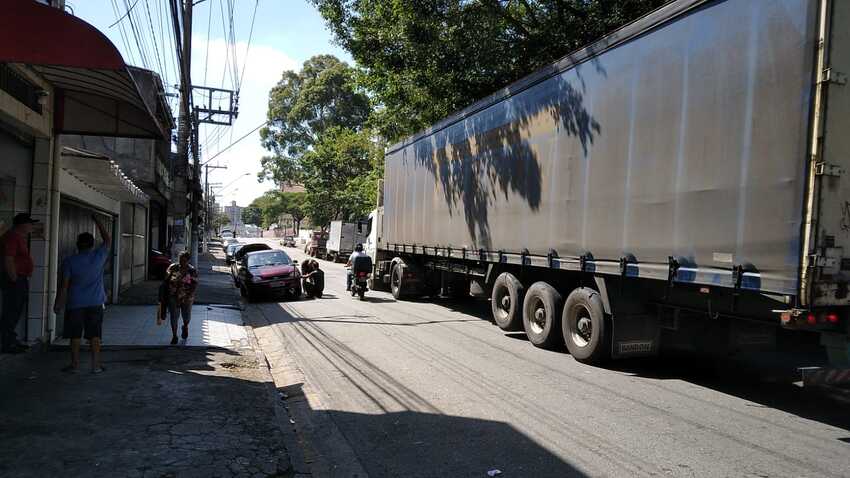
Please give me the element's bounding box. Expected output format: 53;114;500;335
211;213;230;232
259;55;371;185
247;191;308;232
300;127;383;227
259;55;382;226
241;206;263;227
312;0;667;142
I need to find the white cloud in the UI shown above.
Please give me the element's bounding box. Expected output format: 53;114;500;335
190;36;299;207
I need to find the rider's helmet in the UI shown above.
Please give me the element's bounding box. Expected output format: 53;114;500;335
355;243;363;252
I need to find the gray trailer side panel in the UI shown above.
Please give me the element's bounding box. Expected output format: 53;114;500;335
383;0;818;296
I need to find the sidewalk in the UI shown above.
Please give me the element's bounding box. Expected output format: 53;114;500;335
0;248;295;477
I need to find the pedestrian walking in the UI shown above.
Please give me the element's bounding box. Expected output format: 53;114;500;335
1;213;38;354
164;251;198;345
53;215;111;373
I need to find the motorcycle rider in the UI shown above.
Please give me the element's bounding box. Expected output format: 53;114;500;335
345;244;368;291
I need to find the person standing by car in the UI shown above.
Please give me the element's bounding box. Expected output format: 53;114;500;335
53;215;111;373
1;213;38;354
165;251;198;345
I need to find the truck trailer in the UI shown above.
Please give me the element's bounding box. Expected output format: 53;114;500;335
367;0;850;381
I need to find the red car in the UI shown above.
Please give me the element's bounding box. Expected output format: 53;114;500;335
149;249;171;279
236;250;301;302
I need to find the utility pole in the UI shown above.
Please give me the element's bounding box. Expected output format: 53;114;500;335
173;0;194;262
203;164;226;252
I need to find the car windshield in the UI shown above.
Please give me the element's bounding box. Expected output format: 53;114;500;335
247;251;292;267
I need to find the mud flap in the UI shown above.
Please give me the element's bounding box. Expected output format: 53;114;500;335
611;313;661;359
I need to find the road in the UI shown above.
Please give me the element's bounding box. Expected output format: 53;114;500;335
240;238;850;478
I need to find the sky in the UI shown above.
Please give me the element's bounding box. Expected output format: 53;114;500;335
71;0;353;207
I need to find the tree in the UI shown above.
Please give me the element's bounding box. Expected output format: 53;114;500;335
241;206;262;227
247;191;309;233
279;192;307;235
211;213;230;233
300;127;383;227
258;55;371;185
312;0;667;142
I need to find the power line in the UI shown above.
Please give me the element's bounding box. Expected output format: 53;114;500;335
143;0;166;81
110;0;137;65
238;0;259;92
202;121;267;166
203;0;213;85
108;0;141;28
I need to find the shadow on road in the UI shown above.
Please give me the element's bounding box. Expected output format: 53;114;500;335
398;297;850;433
278;382;587;478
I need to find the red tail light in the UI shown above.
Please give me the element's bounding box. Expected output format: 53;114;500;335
807;313;817;325
826;313;840;324
357;272;368;277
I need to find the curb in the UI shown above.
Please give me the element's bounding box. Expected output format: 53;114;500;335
242;302;312;477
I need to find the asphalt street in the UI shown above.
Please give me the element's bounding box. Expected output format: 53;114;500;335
243;238;850;478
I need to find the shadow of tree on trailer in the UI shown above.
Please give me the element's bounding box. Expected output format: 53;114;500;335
409;61;602;250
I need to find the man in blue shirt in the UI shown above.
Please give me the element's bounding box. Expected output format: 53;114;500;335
53;215;111;374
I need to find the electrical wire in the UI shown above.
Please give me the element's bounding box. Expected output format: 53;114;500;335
143;0;166;82
202;121;268;166
203;0;213;86
108;0;141;28
238;0;259;92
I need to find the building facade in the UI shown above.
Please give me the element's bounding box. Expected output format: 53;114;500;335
0;1;178;345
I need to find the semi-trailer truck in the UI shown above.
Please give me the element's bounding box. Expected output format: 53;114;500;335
366;0;850;383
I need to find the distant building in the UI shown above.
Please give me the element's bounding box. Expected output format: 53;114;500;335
224;201;244;235
279;183;306;194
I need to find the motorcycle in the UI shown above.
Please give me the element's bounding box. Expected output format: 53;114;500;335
350;271;369;300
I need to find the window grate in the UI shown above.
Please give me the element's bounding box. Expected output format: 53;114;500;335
0;63;43;114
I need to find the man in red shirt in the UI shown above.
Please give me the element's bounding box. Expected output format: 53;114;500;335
1;213;37;353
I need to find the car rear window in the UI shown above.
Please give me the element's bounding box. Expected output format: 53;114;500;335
247;251;292;267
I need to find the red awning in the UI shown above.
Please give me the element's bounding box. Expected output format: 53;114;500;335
0;0;165;139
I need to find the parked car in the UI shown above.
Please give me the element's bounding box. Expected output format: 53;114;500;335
225;243;243;264
236;250;301;301
223;237;239;246
280;236;296;247
231;242;272;284
149;249;171;279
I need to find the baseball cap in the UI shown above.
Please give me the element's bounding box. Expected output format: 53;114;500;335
12;213;39;225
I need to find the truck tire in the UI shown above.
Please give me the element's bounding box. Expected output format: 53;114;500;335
391;263;405;300
522;281;563;349
562;287;610;364
491;272;525;331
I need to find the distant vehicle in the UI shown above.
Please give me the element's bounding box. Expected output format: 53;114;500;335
236;250;301;301
326;220;368;262
223;237;239;247
304;230;329;258
231;242;272;284
149;249;171;279
225;243;243;265
281;236;296;247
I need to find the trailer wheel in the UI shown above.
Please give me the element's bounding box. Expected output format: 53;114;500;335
562;287;610;364
522;282;563;349
491;272;525;331
391;263;405;300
